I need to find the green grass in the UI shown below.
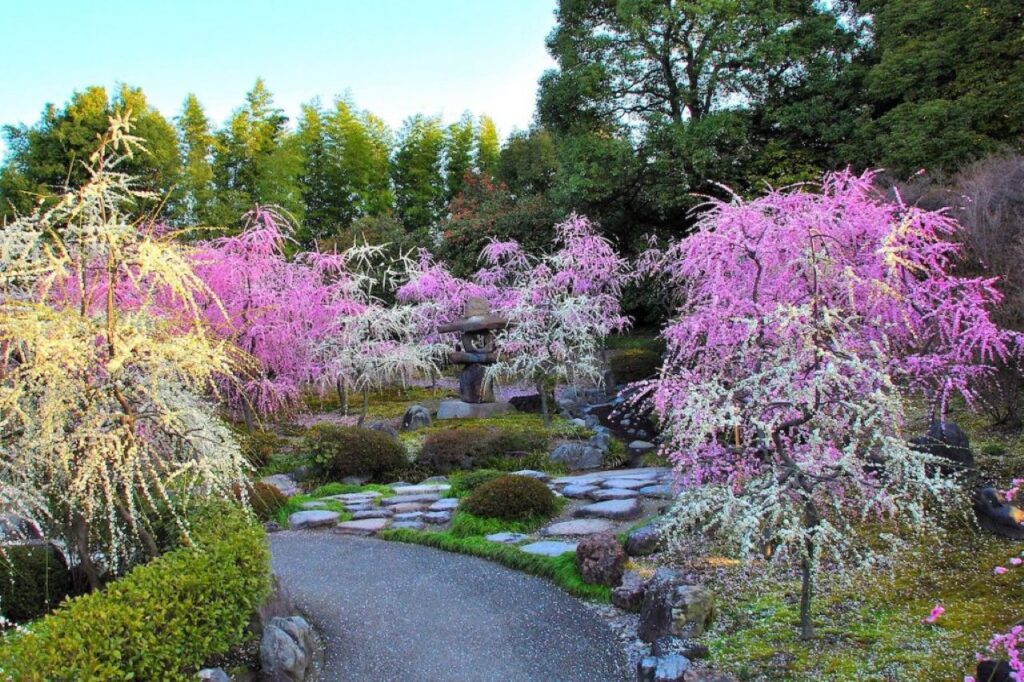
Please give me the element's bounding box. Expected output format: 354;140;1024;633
273;494;351;527
448;511;550;537
310;482;395;498
604;332;665;353
379;529;612;601
304;385;454;419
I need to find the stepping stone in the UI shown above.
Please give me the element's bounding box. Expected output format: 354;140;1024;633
588;488;640;501
520;540;578;557
609;467;671;478
429;498;459;512
351;509;393;520
485;532;529;544
299;501;327;509
541;519;614;536
561;484;598;499
382;494;442;506
323;492;381;503
394;512;424;522
392;484;451;496
640;484;674;499
423;511;452;524
288;510;340;530
575;499;643;521
628;440;656;452
391;520;426;531
390;502;429;513
335;518;390;536
552;474;604;487
511;469;550;481
601;478;649;490
345;504;374;513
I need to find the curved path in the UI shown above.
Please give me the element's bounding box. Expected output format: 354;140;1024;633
270;531;630;682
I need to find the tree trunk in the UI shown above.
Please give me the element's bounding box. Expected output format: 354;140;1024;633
799;500;821;640
357;389;369;427
537;379;551;427
336;377;348;416
241;399;255;434
71;513;101;592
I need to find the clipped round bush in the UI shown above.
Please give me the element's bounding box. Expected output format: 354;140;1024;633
418;426;552;474
461;475;558;521
0;544;73;623
451;469;506;497
305;424;408;482
610;348;661;383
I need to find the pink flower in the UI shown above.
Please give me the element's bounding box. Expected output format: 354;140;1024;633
994;566;1009;575
923;603;945;624
1011;558;1023;567
964;676;976;682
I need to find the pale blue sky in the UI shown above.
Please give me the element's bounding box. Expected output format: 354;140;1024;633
0;0;558;155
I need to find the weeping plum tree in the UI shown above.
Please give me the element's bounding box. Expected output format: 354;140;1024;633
480;214;629;425
648;171;1010;638
0;115;248;588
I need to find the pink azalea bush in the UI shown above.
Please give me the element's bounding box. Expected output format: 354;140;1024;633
648;170;1011;638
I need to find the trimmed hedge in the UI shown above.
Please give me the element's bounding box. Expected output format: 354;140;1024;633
609;348;661;383
418;427;550;475
450;469;506;497
305;424;408;482
0;505;271;680
461;475;557;521
0;544;73;624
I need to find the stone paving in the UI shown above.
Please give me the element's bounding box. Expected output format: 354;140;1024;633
284;467;675;543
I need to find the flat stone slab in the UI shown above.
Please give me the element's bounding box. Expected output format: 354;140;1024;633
429;498;459;512
437;400;515;420
628;440;657;451
382;494;442;506
335;518;391;535
485;532;529;544
541;519;614;536
390;520;426;531
324;491;382;502
588;488;640;501
511;469;550;481
344;504;374;512
561;484;599;499
392;484;451;496
552;474;605;487
575;499;643;520
289;510;341;530
394;512;424;521
601;478;650;490
351;509;394;520
300;501;327;509
389;502;429;513
520;540;578;557
423;511;452;524
640;484;674;499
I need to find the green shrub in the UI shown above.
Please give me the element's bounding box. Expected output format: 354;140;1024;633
610;348;661;383
462;475;557;521
305;424;408;482
418;426;552;474
981;442;1007;457
243;481;289;521
238;429;282;469
450;469;506;497
0;544;73;624
0;505;271;680
449;511;548;537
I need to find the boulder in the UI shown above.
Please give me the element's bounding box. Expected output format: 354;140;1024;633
612;570;646;612
401;405;433;431
636;654;690;682
638;569;715;641
260;616;312;681
576;533;627;586
910;421;974;471
625;524;662;556
550;442;605;470
261;474;300;497
437;400;515;420
974;487;1024;539
509;394;545;413
976;660;1015;682
366;420;400;440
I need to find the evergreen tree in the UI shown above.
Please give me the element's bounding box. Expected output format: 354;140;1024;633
475;115;500;178
444;112;475;203
391;114;445;232
175;93;216;225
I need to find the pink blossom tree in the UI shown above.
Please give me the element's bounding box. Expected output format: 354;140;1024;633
480;214;630;424
649;171;1011;638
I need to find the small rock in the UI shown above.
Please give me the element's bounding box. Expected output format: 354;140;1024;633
520;540;578;556
571;418;587;427
485;532;529;544
264;521;283;534
576;499;643;521
542;519;615;536
511;469;550;481
335;518;390;535
637;653;690;682
549;442;605;470
261;474;300;497
260;616;312;681
401;405;433;431
625;524;662;556
288;510;340;530
351;509;393;520
366;420;400;440
429;498;459;512
576;533;627;586
198;668;230;682
391;520;426;531
341;475;371;486
629;440;656;452
423;511;452;524
681;644;710;661
612;570;646;612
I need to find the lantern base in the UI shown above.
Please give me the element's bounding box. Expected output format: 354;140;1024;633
436;400;516;420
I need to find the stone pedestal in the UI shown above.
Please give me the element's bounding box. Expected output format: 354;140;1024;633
436;400;516;420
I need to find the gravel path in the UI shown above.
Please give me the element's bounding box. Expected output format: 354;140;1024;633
270;531;630;682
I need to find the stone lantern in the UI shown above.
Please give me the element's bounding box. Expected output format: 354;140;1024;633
436;297;516;419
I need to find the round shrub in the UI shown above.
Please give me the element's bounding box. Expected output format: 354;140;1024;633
305;425;408;482
0;544;73;623
451;469;506;497
242;481;289;521
417;427;494;474
461;475;558;521
610;348;661;383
